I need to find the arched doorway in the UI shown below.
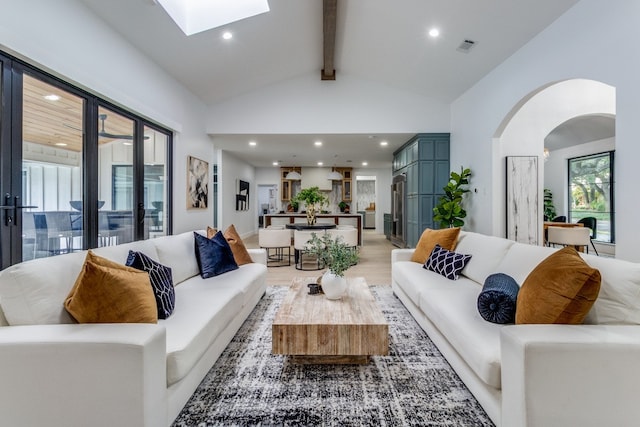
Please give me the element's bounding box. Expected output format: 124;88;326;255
492;79;615;246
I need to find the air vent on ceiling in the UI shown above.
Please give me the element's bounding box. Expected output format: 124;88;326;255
457;39;477;53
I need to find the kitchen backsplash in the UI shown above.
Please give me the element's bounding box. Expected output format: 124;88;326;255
356;180;375;211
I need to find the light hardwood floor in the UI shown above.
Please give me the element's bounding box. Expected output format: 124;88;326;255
243;230;397;286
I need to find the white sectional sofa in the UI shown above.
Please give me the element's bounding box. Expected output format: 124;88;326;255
392;231;640;427
0;230;267;427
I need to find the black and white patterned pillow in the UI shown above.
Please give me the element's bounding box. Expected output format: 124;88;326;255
126;250;175;319
423;244;472;280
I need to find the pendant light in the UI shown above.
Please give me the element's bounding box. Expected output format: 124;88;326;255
285;154;301;180
327;155;343;180
327;168;343;180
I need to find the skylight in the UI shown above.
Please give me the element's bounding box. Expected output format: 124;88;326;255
156;0;270;36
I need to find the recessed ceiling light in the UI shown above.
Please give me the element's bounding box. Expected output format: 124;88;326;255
222;31;233;40
428;28;440;38
362;162;368;166
54;142;67;147
249;141;257;146
123;142;133;146
314;141;322;146
272;161;279;166
380;141;388;146
44;94;60;101
317;162;323;166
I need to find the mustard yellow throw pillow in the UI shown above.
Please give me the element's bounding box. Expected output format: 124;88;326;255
207;224;253;265
516;246;601;324
410;227;461;264
65;251;157;324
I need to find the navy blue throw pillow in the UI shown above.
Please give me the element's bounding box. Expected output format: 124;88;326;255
126;250;175;319
194;231;238;279
423;244;472;280
477;273;520;324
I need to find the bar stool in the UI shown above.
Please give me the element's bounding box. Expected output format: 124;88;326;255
258;228;291;267
294;230;325;270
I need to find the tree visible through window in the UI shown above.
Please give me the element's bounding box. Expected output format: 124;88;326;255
568;152;614;243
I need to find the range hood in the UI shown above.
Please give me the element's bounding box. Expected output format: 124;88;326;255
301;167;333;191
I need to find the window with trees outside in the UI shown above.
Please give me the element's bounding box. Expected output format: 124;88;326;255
568;151;614;243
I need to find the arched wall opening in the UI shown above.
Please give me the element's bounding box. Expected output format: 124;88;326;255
492;79;616;247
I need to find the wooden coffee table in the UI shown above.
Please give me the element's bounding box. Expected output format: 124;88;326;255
272;276;389;364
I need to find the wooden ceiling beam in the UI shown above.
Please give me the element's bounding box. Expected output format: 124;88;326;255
321;0;337;80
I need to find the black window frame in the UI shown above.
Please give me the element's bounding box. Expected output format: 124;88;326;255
0;49;173;266
567;150;615;243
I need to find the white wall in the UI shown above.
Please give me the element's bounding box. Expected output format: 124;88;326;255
495;79;615;241
207;73;451;133
0;0;212;234
218;151;256;238
451;0;640;261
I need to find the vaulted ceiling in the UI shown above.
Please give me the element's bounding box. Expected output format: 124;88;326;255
77;0;580;167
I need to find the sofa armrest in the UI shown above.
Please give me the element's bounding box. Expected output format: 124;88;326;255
501;325;640;427
391;248;414;263
0;323;167;427
248;248;267;265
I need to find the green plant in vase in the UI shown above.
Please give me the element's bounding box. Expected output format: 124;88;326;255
433;167;472;228
292;186;328;225
305;232;359;299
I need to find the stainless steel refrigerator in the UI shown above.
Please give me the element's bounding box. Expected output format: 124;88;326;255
390;174;406;247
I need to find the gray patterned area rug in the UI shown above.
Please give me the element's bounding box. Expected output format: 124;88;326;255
173;286;494;427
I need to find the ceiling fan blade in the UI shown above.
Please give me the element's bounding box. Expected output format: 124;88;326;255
98;113;148;140
99;131;135;140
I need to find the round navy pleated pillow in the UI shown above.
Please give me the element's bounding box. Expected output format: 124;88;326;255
477;273;520;324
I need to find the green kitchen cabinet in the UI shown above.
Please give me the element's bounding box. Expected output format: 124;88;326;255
392;133;450;248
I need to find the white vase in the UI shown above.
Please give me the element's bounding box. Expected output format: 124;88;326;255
321;270;347;300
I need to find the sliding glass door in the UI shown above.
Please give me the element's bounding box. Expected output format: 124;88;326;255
98;106;135;246
0;53;172;270
0;53;12;268
143;126;168;238
21;74;85;260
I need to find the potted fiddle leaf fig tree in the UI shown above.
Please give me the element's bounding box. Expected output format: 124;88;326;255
433;167;472;228
543;188;556;221
292;186;328;225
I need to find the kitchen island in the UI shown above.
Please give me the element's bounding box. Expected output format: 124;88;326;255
263;213;363;245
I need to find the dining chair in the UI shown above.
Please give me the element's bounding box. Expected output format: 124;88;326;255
577;216;599;256
293;230;325;270
552;215;567;222
547;226;592;253
258;228;291;267
328;228;358;265
21;212;37;260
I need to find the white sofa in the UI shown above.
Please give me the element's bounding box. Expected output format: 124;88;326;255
392;231;640;427
0;230;267;427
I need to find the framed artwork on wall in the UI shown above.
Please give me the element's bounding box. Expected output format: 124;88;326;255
236;179;249;211
187;156;208;209
506;156;538;244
